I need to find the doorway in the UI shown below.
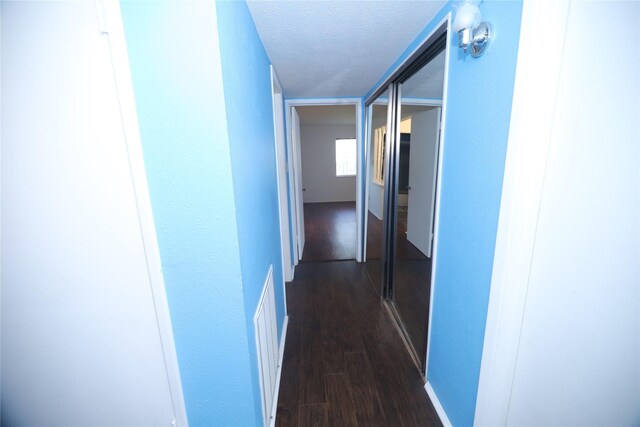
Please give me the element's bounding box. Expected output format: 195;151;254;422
296;105;358;261
364;23;448;374
284;100;364;271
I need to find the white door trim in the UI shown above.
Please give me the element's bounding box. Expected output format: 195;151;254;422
270;67;294;284
473;2;570;425
284;98;364;263
103;1;188;425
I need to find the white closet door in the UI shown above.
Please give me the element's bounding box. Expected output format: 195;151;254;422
1;2;177;425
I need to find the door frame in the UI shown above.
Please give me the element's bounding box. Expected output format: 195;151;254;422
283;98;364;268
363;13;451;408
270;67;294;284
101;1;188;424
473;2;571;425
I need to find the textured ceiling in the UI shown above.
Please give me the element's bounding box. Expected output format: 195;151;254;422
297;105;357;125
247;0;447;98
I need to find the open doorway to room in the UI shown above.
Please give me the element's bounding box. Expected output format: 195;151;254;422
294;104;358;262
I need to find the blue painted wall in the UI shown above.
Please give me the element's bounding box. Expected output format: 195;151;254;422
121;1;271;425
215;1;286;424
366;2;523;425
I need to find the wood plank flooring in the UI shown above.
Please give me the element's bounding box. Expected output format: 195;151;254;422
276;261;441;427
302;202;357;261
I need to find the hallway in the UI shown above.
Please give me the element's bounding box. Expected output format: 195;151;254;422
275;261;441;427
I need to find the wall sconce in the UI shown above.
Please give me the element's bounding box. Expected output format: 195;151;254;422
452;1;491;58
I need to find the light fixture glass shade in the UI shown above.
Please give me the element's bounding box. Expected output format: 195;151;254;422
452;2;481;33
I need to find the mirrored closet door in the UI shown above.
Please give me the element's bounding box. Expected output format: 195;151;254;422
364;28;446;374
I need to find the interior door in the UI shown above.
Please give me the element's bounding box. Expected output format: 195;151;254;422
406;107;441;258
292;107;306;260
1;2;177;425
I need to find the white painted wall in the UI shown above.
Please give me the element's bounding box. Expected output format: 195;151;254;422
1;2;180;425
505;2;639;425
300;124;357;203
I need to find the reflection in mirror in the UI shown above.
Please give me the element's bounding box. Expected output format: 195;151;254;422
391;49;445;370
364;88;388;296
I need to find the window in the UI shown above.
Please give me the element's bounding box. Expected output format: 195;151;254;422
335;138;356;177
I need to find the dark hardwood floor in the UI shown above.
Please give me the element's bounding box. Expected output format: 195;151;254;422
276;261;442;427
302;202;357;262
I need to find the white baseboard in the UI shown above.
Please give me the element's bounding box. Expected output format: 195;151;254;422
425;381;452;427
268;315;289;427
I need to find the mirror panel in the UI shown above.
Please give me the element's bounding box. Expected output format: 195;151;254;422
364;88;389;296
390;50;445;370
362;31;447;375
